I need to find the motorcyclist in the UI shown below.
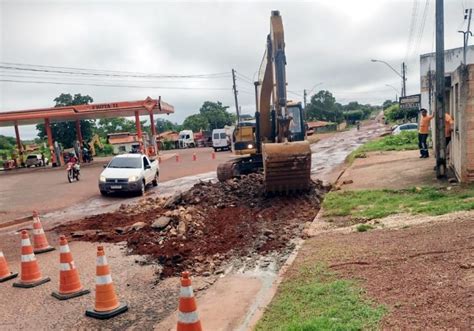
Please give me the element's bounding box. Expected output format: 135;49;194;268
68;153;78;165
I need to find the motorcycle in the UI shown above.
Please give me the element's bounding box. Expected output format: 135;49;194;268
82;149;93;163
67;162;80;183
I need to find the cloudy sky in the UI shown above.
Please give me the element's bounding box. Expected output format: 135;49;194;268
0;0;472;139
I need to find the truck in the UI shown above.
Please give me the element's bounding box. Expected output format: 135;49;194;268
178;130;195;148
212;129;231;151
98;153;159;196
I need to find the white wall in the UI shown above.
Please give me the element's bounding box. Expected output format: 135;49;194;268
420;45;474;112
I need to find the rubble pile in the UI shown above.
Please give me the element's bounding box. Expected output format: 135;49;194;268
55;174;330;278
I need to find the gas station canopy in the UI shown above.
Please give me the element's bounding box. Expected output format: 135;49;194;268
0;96;174;127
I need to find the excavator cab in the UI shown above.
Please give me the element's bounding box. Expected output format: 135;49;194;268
287;102;305;142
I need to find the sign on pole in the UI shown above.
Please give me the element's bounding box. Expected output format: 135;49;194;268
399;94;421;111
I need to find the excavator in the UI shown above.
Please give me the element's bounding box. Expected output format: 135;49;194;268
217;10;312;193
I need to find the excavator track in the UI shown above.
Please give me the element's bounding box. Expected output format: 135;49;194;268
262;141;312;193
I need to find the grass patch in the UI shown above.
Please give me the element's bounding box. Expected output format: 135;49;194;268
356;224;374;232
347;131;419;164
323;186;474;220
255;264;385;331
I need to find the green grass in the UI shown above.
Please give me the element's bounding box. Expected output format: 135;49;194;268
347;131;419;164
255;264;386;331
356;224;374;232
323;186;474;220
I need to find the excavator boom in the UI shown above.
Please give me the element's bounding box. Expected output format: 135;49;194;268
258;11;312;193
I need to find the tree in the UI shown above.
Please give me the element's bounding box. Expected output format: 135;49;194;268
305;90;344;123
0;135;16;150
36;93;94;148
344;110;364;124
156;118;178;132
198;101;236;130
182;114;209;132
382;99;394;110
94;118;138;136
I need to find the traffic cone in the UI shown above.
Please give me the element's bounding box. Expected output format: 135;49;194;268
85;246;128;319
51;235;90;300
13;230;50;288
177;271;202;331
211;151;216;160
176;154;180;162
192;153;197;161
32;211;55;254
0;251;18;282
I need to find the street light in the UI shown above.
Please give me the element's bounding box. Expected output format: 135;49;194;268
371;59;407;97
385;84;400;102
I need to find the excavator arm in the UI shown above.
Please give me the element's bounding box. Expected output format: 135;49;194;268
257;11;312;192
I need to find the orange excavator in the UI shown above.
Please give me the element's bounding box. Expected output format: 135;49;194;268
217;10;311;193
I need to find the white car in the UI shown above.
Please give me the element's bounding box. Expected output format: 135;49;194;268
98;153;159;196
25;154;48;167
392;123;418;135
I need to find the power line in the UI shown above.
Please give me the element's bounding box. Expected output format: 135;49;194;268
405;0;421;63
413;0;430;59
0;72;229;84
0;62;230;79
0;79;232;90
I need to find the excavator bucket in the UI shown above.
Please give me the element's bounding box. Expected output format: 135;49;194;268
262;141;312;193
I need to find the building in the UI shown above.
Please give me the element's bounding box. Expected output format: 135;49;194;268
420;45;474;112
420;46;474;182
306;121;337;135
107;132;140;154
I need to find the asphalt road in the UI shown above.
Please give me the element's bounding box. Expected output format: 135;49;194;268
0;147;234;224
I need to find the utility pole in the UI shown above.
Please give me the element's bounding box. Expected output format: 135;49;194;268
231;69;240;124
303;89;307;108
401;62;407;97
458;8;472;65
435;0;447;178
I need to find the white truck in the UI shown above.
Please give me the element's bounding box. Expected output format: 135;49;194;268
178;130;195;148
98;153;159;196
212;128;231;151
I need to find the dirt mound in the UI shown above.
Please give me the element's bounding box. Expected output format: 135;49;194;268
55;174;330;278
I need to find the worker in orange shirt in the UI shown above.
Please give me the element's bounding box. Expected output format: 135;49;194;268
419;108;433;158
445;113;454;147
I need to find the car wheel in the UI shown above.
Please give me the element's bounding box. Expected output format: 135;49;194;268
214;148;218;152
137;180;145;196
100;190;108;196
152;172;158;187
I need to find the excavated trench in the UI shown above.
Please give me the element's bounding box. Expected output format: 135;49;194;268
54;173;330;278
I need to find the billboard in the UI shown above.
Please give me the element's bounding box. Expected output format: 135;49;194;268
399;94;421;110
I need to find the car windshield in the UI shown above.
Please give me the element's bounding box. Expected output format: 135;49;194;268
220;133;227;139
27;155;37;159
107;157;141;168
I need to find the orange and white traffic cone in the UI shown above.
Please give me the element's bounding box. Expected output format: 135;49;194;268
192;153;197;161
176;154;180;162
13;230;50;288
177;271;202;331
51;235;90;300
85;246;128;319
211;151;216;160
32;211;55;254
0;251;18;282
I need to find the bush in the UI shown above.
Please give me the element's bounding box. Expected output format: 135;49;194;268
96;143;113;156
384;104;419;123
